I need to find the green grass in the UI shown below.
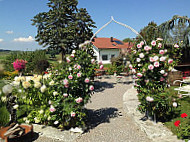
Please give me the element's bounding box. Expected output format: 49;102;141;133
0;51;11;71
103;64;112;69
164;86;190;139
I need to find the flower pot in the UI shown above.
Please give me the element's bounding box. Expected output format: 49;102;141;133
0;124;33;142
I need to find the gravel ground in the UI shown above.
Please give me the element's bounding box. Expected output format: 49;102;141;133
74;76;151;142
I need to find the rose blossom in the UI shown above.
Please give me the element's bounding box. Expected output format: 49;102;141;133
75;97;83;103
77;65;81;70
34;82;42;88
63;79;69;85
132;69;136;74
148;64;154;70
149;57;154;62
160;56;166;62
137;44;142;48
91;59;95;64
136;58;141;62
100;65;104;70
146;96;154;102
49;80;55;86
158;43;162;48
159;50;165;55
63;93;68;97
140;41;144;46
70;54;75;58
77;73;82;78
173;102;178;107
85;78;90;83
40;85;46;93
144;46;151;51
139;53;145;58
68;75;73;79
137;73;143;77
159;70;164;75
174;44;179;48
89;85;94;91
168;59;173;64
129;64;133;69
64;84;69;88
160;77;165;82
50;105;56;112
72;50;76;54
154;62;159;67
71;112;76;117
22;81;31;89
163;73;168;76
153;56;159;61
54;121;59;125
151;40;156;46
164;49;167;53
66;57;70;63
99;61;103;65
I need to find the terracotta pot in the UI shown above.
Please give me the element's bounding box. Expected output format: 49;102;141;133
0;124;33;142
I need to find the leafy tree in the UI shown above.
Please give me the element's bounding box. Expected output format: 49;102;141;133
32;0;96;61
123;38;135;43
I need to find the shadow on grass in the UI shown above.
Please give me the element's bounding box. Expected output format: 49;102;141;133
84;107;118;132
94;81;115;92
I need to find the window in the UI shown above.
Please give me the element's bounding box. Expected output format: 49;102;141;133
111;54;115;58
102;55;108;61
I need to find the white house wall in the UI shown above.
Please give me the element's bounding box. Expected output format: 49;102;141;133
93;46;100;62
99;49;119;64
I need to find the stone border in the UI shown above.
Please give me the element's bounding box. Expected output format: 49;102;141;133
123;87;182;142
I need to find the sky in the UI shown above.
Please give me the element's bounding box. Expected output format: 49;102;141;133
0;0;190;51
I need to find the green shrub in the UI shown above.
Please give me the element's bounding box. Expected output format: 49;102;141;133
0;106;10;126
36;60;50;73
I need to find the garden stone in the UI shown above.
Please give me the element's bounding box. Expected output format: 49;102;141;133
123;87;182;142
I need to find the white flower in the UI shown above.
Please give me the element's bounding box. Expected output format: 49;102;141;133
54;121;59;125
160;70;165;74
22;81;31;89
69;67;72;71
23;117;27;121
53;91;58;96
1;96;7;102
153;56;159;61
12;81;20;86
139;53;145;58
39;110;44;114
34;82;42;88
146;96;154;102
2;85;13;95
151;40;156;46
58;60;62;64
47;116;51;121
49;80;55;86
40;85;47;93
72;50;76;54
18;89;22;93
13;104;19;109
25;76;32;82
173;102;178;107
132;69;136;74
136;58;141;62
25;120;30;124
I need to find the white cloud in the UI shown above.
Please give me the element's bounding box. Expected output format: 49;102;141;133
13;36;35;42
0;39;4;42
6;31;13;34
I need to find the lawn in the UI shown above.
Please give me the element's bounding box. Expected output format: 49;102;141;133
0;51;10;70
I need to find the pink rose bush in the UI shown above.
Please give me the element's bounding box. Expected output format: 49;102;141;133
129;39;182;120
13;59;27;71
12;42;99;129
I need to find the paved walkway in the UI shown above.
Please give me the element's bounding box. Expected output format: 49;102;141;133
74;77;151;142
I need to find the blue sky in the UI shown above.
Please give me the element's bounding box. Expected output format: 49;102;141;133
0;0;190;51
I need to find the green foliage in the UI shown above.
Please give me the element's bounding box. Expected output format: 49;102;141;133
2;50;48;74
32;0;96;60
110;55;125;74
36;60;50;74
0;106;10;126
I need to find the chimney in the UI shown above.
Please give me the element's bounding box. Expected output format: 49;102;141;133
110;37;114;42
92;38;95;42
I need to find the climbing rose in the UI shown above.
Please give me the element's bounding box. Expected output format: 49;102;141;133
68;75;73;80
85;78;90;83
137;73;142;77
75;97;83;103
100;65;104;70
160;77;165;82
174;120;180;127
77;73;82;78
63;79;69;85
50;105;56;112
139;53;145;58
151;40;156;46
174;44;179;48
173;102;178;107
71;112;76;117
144;46;151;51
148;64;154;70
149;57;154;62
70;54;75;57
66;57;70;63
160;70;165;74
129;64;133;69
146;96;154;102
158;43;162;48
77;65;81;70
136;58;141;62
153;56;159;61
181;113;188;118
140;41;144;46
159;50;165;55
154;62;159;67
160;56;166;62
168;59;173;64
137;44;141;48
89;85;94;91
63;93;68;97
163;73;168;76
91;59;95;64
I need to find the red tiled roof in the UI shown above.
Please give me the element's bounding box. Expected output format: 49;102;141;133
92;37;133;49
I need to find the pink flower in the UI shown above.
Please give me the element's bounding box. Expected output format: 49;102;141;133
77;73;82;77
63;79;69;85
163;73;168;76
158;43;162;48
159;50;165;55
66;57;70;63
77;65;81;70
75;97;83;103
71;112;76;117
160;77;165;82
168;59;173;64
100;65;104;70
146;96;154;102
71;54;75;58
149;57;154;62
137;73;143;77
85;78;90;83
68;75;73;80
154;62;159;67
140;41;144;46
89;85;94;91
129;64;133;69
64;84;69;88
63;93;68;97
136;58;141;62
144;46;151;51
13;59;27;71
137;44;142;48
99;61;103;65
174;44;179;48
160;70;165;74
148;64;154;70
132;69;136;74
153;56;159;61
139;53;145;58
151;40;156;46
50;105;56;112
160;56;166;62
91;59;95;64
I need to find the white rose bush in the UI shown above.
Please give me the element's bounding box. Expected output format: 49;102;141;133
129;39;182;121
1;43;99;129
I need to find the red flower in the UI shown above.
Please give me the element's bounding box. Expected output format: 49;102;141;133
174;120;180;127
44;71;49;74
181;113;188;118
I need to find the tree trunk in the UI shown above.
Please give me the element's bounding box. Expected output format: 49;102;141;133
61;48;66;62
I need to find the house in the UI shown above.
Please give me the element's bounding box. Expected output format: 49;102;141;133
91;37;133;64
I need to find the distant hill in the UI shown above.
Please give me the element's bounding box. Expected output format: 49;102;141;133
0;49;11;52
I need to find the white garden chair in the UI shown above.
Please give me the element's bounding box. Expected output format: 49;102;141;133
173;80;190;96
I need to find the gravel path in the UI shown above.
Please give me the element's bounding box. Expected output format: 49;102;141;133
75;77;151;142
